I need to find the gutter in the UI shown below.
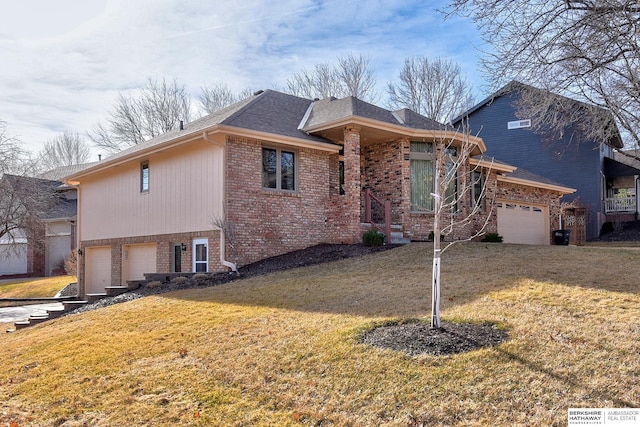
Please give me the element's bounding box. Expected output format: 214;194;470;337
202;131;238;274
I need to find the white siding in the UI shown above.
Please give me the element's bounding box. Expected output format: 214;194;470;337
80;140;224;241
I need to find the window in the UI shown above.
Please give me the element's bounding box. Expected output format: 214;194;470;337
262;147;296;191
410;141;435;211
410;142;460;212
507;119;531;129
140;161;149;192
470;170;484;209
339;161;345;195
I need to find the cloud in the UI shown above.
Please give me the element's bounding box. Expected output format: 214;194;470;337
0;0;484;155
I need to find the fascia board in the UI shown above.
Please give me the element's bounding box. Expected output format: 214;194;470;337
303;115;487;153
498;175;576;195
65;125;340;184
469;157;516;173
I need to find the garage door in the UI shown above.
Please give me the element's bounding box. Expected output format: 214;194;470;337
122;244;157;283
0;242;27;275
497;201;549;245
85;246;111;294
47;235;71;276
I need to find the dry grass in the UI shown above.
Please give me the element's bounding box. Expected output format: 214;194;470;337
0;243;638;426
0;276;74;303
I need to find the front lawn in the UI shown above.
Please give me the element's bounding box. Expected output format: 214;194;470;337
0;276;75;304
0;243;638;426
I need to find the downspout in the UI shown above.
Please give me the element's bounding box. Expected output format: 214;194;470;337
636;175;639;220
202;131;238;274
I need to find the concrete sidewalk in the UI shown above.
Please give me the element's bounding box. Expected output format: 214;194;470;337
0;302;63;323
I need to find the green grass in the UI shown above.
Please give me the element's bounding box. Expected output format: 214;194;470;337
0;243;638;426
0;276;75;302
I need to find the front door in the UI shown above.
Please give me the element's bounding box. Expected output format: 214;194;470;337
193;238;208;272
172;243;182;273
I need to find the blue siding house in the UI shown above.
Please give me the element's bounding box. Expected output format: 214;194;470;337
456;82;640;240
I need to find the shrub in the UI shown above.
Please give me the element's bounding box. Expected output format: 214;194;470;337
64;250;78;277
428;231;444;242
362;229;385;247
481;233;503;243
171;276;189;285
146;281;163;289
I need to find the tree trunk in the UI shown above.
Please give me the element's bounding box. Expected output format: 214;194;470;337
431;152;442;329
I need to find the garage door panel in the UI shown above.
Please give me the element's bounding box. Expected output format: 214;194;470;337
123;244;157;283
0;243;28;275
86;247;111;294
497;202;548;245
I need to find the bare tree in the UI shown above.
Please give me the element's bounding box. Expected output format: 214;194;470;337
0;120;29;176
38;132;92;171
198;83;254;115
428;124;495;327
387;56;475;123
90;77;192;153
446;0;640;147
286;54;378;102
0;175;61;260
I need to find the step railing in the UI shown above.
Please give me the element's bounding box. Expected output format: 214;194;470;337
364;188;392;243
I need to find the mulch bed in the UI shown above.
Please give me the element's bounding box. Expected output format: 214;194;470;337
361;320;509;357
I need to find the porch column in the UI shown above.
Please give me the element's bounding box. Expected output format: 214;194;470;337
343;126;362;243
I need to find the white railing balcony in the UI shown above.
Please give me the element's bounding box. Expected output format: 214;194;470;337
604;196;636;213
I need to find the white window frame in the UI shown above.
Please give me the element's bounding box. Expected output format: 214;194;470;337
507;119;531;129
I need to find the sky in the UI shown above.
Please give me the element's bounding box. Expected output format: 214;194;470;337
0;0;486;159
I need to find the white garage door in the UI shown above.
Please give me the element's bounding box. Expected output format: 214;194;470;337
122;244;157;283
85;246;111;294
497;201;549;245
0;242;28;275
47;235;71;276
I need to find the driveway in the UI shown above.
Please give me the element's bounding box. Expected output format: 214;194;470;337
0;302;63;323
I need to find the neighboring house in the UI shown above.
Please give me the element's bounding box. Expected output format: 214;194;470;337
64;90;574;298
456;81;640;240
0;164;93;277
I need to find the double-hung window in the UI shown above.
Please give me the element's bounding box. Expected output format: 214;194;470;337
410;141;435;211
410;142;459;212
262;147;296;191
470;170;484;209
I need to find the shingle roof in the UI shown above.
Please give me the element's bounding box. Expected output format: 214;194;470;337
301;96;449;131
506;166;572;189
39;162;99;181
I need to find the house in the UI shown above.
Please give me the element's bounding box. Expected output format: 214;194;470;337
64;90;574;298
0;174;78;277
456;81;640;241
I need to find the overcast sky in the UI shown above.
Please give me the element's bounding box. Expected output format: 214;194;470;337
0;0;486;158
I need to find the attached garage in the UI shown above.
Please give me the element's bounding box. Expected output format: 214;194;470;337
85;246;111;294
497;201;549;245
122;244;157;284
0;242;28;275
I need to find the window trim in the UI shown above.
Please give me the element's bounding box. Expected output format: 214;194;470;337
140;161;150;193
261;146;298;192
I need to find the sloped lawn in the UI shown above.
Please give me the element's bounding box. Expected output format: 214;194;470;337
0;243;638;426
0;276;74;304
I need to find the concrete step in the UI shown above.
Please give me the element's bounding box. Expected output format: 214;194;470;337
105;286;131;297
62;300;89;311
28;315;50;325
46;306;67;319
14;320;32;330
390;231;411;245
85;293;108;303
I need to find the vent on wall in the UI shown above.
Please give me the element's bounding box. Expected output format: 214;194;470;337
507;119;531;129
